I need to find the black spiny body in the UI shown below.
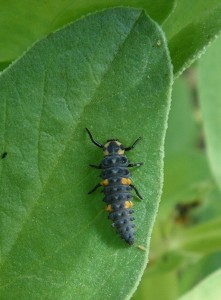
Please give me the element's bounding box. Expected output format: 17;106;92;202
101;154;135;244
86;128;143;245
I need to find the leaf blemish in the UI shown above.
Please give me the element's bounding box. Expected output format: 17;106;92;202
156;40;162;46
1;152;8;159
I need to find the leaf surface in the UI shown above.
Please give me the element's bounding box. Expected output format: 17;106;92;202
163;0;221;76
178;269;221;300
0;8;172;299
162;78;211;212
198;36;221;192
172;217;221;255
0;0;176;62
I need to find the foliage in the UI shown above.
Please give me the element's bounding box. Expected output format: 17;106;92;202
178;268;221;300
0;1;221;299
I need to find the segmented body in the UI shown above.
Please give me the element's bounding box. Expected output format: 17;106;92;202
86;128;143;245
101;154;135;245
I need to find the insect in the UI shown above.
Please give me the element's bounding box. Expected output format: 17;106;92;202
86;128;143;245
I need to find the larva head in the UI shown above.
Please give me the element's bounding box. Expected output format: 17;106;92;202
103;140;125;156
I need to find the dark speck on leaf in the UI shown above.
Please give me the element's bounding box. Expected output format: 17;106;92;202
1;152;8;159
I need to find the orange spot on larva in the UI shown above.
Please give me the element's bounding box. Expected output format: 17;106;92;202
100;179;109;186
105;205;113;212
124;201;134;209
121;178;132;185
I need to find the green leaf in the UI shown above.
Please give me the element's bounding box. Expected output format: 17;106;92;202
133;270;178;300
163;0;221;76
0;61;10;72
0;8;173;299
198;35;221;192
171;217;221;255
164;78;198;155
178;269;221;300
134;78;211;276
161;77;212;212
198;187;221;223
0;0;176;63
178;252;221;296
